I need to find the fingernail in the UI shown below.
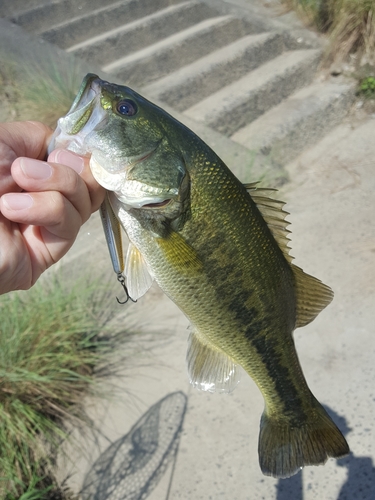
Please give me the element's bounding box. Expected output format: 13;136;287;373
52;149;85;174
2;193;34;210
20;158;52;180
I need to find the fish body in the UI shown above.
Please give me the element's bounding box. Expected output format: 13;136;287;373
50;74;349;478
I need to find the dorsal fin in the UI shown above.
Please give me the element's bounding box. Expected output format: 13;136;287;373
292;265;334;328
245;183;293;263
245;183;333;328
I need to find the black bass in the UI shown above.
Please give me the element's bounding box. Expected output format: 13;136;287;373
50;74;349;478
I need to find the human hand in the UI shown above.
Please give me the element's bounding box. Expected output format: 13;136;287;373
0;121;105;294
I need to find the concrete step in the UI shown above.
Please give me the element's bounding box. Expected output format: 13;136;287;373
41;0;193;50
7;0;122;33
2;0;354;177
102;15;259;87
67;1;216;64
230;80;355;165
143;32;285;111
0;0;47;17
183;48;321;136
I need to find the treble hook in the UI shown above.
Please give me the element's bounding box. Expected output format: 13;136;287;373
116;273;137;304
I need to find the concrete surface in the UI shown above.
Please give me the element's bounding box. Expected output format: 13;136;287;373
2;0;355;173
183;49;321;135
230;81;355;166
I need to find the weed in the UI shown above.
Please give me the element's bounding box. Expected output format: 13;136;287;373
285;0;375;65
0;272;137;498
0;51;82;127
357;75;375;98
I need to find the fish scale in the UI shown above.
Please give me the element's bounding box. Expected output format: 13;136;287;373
50;74;349;479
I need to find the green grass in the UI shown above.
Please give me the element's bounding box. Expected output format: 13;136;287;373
357;75;375;97
0;272;137;498
0;52;82;127
18;57;83;128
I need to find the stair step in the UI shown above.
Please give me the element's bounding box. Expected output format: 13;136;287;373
143;32;285;111
0;0;50;17
103;15;259;86
183;49;321;136
8;0;122;33
43;0;202;50
67;1;215;64
231;81;355;164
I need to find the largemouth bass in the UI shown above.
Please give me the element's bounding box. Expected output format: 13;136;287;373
50;74;349;478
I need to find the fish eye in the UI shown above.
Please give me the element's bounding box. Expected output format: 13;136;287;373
116;99;137;116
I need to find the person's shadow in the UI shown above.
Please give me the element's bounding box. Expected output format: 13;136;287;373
276;406;375;499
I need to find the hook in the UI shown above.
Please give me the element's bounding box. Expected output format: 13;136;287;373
116;273;137;304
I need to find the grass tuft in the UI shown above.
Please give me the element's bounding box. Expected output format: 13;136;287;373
18;58;83;128
357;74;375;98
327;0;375;65
0;52;83;127
285;0;375;66
0;272;136;498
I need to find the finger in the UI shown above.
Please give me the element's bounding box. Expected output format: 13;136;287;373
0;121;52;164
0;191;82;276
10;156;92;224
48;149;106;212
0;121;52;196
0;214;33;293
1;190;82;242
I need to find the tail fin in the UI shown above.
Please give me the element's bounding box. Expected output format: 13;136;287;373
258;403;349;478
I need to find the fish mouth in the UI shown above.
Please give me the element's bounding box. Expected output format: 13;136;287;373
62;74;100;134
48;74;107;155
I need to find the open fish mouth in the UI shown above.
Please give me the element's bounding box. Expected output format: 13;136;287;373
60;74;100;135
48;74;107;155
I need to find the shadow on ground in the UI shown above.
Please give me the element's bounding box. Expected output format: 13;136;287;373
80;391;187;500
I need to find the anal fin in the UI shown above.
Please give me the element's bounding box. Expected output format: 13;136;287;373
187;331;240;394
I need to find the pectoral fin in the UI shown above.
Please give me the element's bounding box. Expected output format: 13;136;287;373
187;330;241;393
125;243;154;300
156;231;203;275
